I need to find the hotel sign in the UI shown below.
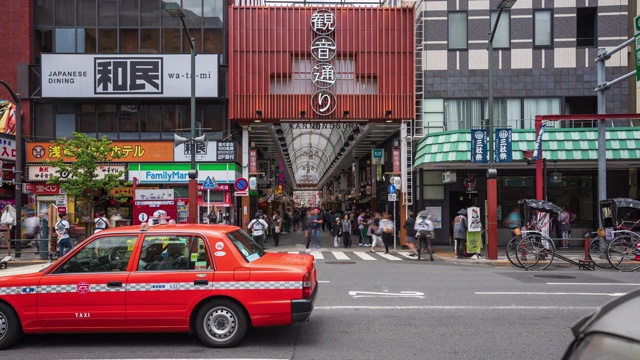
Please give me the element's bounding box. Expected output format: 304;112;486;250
26;141;174;163
310;9;337;116
41;54;219;98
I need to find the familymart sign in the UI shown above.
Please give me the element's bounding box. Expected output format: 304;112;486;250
128;163;240;184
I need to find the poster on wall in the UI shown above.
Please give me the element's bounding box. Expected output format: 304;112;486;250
467;206;482;232
423;207;442;229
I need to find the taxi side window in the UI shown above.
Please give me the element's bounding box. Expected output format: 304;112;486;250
138;236;210;271
58;236;136;273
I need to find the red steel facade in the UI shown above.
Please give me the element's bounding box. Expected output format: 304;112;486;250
228;6;414;122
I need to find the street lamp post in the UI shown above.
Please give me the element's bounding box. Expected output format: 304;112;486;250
487;0;517;260
166;3;199;224
0;80;21;254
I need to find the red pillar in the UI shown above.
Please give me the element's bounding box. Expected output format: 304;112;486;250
487;178;498;260
535;116;543;200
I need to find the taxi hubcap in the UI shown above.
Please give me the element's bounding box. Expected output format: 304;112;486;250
205;307;237;340
0;312;7;340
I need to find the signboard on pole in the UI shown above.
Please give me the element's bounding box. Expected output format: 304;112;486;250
470;129;487;163
372;149;384;165
635;15;640;81
494;128;512;163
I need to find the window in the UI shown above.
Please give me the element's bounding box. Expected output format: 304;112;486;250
483;98;521;128
534;10;552;47
490;11;510;49
422;171;444;200
59;236;136;273
523;98;561;129
444;99;482;130
577;7;597;47
138;236;211;271
423;99;444;135
226;230;265;262
448;12;467;50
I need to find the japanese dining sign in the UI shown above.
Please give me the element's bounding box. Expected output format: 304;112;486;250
26;164;127;182
310;9;337;116
41;54;219;98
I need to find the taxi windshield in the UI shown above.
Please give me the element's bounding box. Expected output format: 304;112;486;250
226;230;265;262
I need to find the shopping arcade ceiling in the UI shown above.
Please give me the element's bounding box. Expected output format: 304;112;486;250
248;122;400;189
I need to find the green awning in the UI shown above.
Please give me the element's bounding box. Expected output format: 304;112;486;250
414;127;640;168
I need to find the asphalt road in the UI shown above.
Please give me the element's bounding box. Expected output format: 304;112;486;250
3;255;640;360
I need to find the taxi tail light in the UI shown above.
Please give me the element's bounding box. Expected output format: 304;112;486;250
302;271;313;299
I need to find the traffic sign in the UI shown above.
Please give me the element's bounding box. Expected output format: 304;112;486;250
388;193;397;202
388;184;396;194
202;176;217;189
234;177;248;191
234;191;248;197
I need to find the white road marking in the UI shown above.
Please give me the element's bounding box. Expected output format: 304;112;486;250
287;251;298;254
476;291;627;297
315;305;597;310
332;251;350;260
546;283;640;286
349;290;424;298
311;251;324;259
352;252;376;260
317;280;330;283
378;252;402;260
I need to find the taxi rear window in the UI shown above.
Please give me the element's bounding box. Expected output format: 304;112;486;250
226;230;265;262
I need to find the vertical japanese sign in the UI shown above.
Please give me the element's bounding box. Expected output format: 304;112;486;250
635;15;640;81
531;124;546;160
310;9;337;116
249;149;257;173
392;148;401;173
494;128;512;163
470;129;487;163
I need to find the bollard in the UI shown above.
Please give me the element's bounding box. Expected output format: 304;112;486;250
636;241;640;262
584;233;590;260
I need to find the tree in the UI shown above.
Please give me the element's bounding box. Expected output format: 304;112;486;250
45;132;129;229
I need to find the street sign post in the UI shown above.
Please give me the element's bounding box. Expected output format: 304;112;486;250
388;193;396;201
388;184;396;194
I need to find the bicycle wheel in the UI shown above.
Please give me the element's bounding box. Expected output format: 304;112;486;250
606;232;640;272
588;237;613;269
506;236;523;268
515;234;555;271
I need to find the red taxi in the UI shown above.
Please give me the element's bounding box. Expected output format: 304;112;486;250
0;223;318;349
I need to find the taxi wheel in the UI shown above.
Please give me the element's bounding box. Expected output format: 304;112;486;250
195;299;248;348
0;302;22;350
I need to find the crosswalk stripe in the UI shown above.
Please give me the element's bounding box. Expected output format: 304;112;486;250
398;252;416;259
332;251;350;260
378;252;403;260
311;251;324;259
352;252;376;260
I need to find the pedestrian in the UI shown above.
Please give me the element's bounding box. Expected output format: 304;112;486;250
415;211;434;261
379;214;394;254
453;208;468;259
55;212;72;256
505;206;521;235
557;205;576;248
271;211;282;247
247;212;269;248
404;211;418;256
357;211;367;246
332;217;342;247
342;214;352;248
94;211;110;233
208;209;217;224
304;208;322;252
370;212;384;253
110;210;123;228
24;210;41;254
321;210;326;232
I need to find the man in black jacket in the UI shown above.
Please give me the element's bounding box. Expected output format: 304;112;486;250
404;212;417;256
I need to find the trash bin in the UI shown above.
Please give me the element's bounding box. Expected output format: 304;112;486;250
39;239;48;260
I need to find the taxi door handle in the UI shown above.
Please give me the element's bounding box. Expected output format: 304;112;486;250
194;280;208;286
107;281;123;288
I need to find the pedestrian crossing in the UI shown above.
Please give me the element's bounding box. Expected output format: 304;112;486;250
279;250;420;261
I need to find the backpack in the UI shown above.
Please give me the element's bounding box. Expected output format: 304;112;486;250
96;217;107;229
56;220;66;236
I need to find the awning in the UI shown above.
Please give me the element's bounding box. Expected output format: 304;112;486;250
414;128;640;168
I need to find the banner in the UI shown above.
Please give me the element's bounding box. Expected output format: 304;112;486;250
531;124;547;160
470;129;487;163
494;128;512;163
